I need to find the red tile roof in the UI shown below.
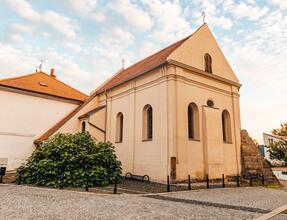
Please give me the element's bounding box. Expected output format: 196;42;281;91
96;35;192;94
0;71;87;102
36;24;206;142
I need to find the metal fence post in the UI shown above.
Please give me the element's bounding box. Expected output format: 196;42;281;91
236;174;240;187
206;174;209;189
222;174;225;188
114;182;117;194
85;176;89;192
18;173;22;185
261;176;265;185
167;175;170;192
188;175;191;190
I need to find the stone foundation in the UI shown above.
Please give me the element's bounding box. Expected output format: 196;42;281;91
241;130;280;184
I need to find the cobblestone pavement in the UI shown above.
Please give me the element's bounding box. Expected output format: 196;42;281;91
0;185;286;220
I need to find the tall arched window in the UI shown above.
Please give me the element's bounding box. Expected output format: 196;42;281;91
115;112;123;143
187;103;200;140
81;121;86;132
143;105;153;140
204;53;212;73
222;110;232;143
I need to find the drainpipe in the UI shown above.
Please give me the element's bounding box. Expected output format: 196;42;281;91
104;90;108;142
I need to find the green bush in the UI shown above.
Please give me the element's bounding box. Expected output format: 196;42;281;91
16;132;122;188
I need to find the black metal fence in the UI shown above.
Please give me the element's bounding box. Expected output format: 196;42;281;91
165;172;265;192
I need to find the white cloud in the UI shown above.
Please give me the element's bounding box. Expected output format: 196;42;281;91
6;0;77;40
6;0;40;21
112;0;153;32
270;0;287;10
143;0;192;43
231;3;269;20
211;16;233;29
43;11;76;40
11;23;35;33
67;0;106;22
10;34;23;43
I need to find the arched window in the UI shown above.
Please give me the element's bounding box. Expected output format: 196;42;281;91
204;53;212;73
187;103;200;140
143;105;153;140
115;112;123;143
222;110;232;143
81;121;86;132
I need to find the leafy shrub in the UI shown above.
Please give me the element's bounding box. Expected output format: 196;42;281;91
16;132;122;188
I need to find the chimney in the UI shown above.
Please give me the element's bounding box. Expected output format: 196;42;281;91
50;68;56;78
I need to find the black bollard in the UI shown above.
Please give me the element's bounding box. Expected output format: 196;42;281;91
261;176;265;185
236;174;240;187
249;174;253;187
85;175;89;192
222;174;225;188
114;182;117;194
188;175;191;190
0;175;2;184
206;174;209;189
167;175;170;192
18;173;22;185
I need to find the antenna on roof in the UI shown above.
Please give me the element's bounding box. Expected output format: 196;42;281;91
36;60;44;72
122;58;125;69
202;11;206;24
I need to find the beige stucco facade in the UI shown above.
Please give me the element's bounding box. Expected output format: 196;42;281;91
0;88;81;170
45;24;242;182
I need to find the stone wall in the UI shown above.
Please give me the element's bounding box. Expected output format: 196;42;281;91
241;130;280;184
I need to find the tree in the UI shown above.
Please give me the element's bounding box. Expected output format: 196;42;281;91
268;140;287;164
16;132;122;188
272;122;287;136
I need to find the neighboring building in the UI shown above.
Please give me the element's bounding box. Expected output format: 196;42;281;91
263;133;286;166
36;24;242;182
0;70;87;170
272;167;287;181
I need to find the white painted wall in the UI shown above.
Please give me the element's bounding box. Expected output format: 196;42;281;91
0;89;79;170
273;170;287;181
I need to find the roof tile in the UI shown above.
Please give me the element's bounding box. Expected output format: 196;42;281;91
0;71;87;102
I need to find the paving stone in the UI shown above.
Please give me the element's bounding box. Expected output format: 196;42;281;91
0;185;286;220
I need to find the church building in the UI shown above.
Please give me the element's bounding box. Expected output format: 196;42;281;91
36;24;242;182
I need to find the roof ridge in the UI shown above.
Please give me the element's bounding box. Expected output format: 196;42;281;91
95;23;207;94
0;72;40;83
0;71;87;99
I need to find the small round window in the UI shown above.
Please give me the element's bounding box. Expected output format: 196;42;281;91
207;99;214;107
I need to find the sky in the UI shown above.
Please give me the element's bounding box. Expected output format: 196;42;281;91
0;0;286;143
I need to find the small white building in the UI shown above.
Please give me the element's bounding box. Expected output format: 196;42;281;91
263;133;286;166
0;70;87;170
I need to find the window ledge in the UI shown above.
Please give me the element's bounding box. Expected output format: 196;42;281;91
142;139;152;142
189;138;200;142
223;141;233;144
115;141;123;143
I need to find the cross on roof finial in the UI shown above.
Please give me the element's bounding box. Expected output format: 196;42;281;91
202;11;206;24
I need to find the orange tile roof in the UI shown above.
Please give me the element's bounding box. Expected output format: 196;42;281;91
96;34;192;94
36;24;206;142
0;71;87;102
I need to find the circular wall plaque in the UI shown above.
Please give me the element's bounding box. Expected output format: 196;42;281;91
207;99;214;107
